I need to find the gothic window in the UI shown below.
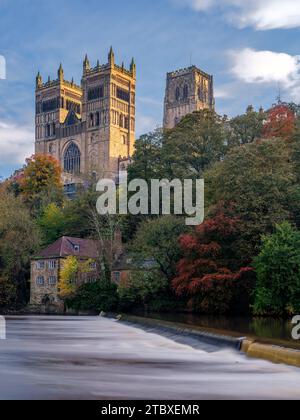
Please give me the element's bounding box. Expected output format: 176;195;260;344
175;87;180;101
64;143;81;174
117;88;130;103
88;86;104;101
119;114;124;128
95;112;100;127
90;113;94;127
46;124;51;137
125;116;129;129
183;84;189;99
52;122;56;136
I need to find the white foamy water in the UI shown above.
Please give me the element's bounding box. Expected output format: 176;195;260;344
0;316;299;400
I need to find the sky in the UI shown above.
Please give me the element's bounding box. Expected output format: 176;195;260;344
0;0;300;178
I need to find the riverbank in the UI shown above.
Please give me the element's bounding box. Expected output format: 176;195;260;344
118;314;300;369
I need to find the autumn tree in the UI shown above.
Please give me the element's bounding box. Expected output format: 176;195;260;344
20;154;63;214
59;256;94;300
172;211;253;314
262;103;296;141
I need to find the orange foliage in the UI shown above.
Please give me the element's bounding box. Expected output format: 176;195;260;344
262;104;296;141
20;154;62;198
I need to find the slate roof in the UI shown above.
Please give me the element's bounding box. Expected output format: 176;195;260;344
34;237;99;259
63;110;81;126
112;253;158;271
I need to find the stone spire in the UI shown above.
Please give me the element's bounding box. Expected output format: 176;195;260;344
36;71;42;89
58;63;64;81
83;54;91;74
130;58;136;76
108;46;115;66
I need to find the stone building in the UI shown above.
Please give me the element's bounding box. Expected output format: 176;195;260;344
30;237;99;311
35;48;136;189
163;65;214;129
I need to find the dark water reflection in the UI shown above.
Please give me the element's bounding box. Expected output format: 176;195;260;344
139;313;297;344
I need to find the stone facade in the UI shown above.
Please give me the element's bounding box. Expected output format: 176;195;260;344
35;48;136;185
30;237;101;312
163;66;214;129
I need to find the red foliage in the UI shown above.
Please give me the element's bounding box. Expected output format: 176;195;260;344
262;104;296;141
172;210;254;314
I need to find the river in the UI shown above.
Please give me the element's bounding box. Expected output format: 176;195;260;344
0;316;299;400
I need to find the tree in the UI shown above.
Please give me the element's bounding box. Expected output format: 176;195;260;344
20;154;63;214
0;190;41;308
253;222;300;316
38;203;66;246
118;270;177;313
172;211;253;314
229;106;266;146
163;110;227;179
66;281;118;313
205;138;300;262
130;215;189;281
127;129;163;183
58;256;79;300
262;103;296;141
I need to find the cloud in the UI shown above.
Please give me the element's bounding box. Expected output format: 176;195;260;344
230;48;300;101
0;121;34;173
177;0;300;30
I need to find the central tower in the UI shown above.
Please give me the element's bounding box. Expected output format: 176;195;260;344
82;48;136;178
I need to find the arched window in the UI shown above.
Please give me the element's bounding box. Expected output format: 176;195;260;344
183;84;188;99
64;143;81;174
175;87;180;101
90;113;94;127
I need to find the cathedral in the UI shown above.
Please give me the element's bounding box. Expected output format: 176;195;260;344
35;48;136;194
35;51;214;193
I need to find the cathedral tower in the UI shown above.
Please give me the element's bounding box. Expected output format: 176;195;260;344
35;49;136;187
163;66;214;129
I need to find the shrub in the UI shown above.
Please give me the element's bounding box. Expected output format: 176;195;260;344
66;281;118;313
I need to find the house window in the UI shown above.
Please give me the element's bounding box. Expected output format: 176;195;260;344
36;261;45;270
48;276;57;285
48;260;56;270
36;276;45;286
113;272;121;283
90;262;97;270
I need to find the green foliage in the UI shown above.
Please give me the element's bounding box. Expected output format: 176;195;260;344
66;281;118;313
253;222;300;316
118;270;182;313
228;106;266;146
130;215;189;281
164;110;227;179
0;190;41;308
38;203;65;245
205;138;300;262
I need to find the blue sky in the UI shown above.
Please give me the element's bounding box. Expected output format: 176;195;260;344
0;0;300;178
